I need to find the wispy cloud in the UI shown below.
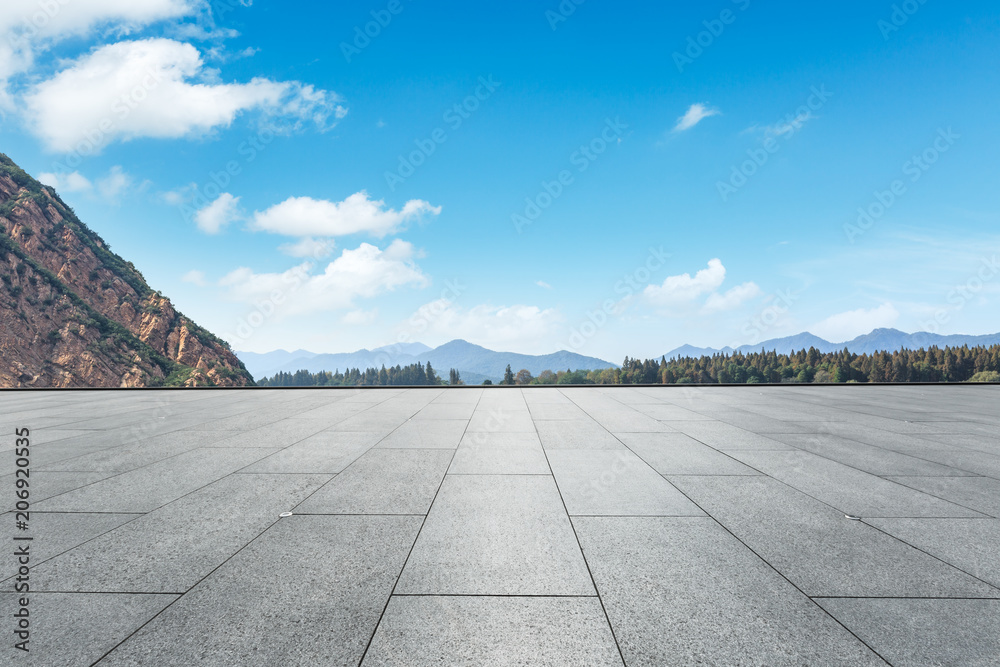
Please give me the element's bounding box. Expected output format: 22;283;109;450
673;103;720;133
810;303;900;342
536;280;552;289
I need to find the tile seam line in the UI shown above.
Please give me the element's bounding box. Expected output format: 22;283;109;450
354;387;477;666
547;387;628;667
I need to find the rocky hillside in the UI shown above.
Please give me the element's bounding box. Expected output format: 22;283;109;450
0;153;254;387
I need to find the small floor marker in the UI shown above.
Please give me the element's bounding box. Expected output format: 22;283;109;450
280;512;293;517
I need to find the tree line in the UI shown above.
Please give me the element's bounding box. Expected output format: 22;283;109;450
255;345;1000;387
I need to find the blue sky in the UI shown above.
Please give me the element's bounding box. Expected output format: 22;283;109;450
2;0;998;361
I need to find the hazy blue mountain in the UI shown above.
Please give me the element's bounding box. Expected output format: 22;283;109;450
236;349;319;379
663;328;1000;360
736;332;838;355
662;344;734;360
845;328;1000;355
239;339;616;382
420;340;616;381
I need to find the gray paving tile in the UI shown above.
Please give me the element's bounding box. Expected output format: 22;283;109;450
769;433;975;476
1;512;138;581
375;419;468;449
546;450;704;516
534;420;625;450
411;403;477;420
666;420;794;450
33;473;329;593
2;471;116;508
467;408;536;432
295;449;452;514
911;432;1000;454
886;476;1000;518
574;517;885;666
669;475;998;597
864;518;1000;589
526;402;588;420
633;403;712;420
205;419;327;447
362;596;622;666
449;432;550;475
96;515;421;666
34;431;228;473
396;475;593;595
327;411;411;433
817;598;1000;667
619;433;759;475
0;592;177;666
33;447;278;512
241;431;378;473
589;410;672;433
899;448;1000;479
729;450;986;518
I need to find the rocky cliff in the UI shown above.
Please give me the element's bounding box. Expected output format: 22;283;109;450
0;153;254;387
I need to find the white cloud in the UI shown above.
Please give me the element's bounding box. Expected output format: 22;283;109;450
24;38;346;152
96;165;132;203
342;309;378;325
279;237;336;259
0;0;197;106
702;282;762;313
220;240;428;316
402;300;562;352
536;280;552;289
810;303;900;343
38;170;92;192
747;111;815;139
673;103;720;133
194;192;240;234
181;269;207;286
252;192;441;238
645;259;726;306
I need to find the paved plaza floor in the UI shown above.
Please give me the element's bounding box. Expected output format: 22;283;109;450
2;385;998;666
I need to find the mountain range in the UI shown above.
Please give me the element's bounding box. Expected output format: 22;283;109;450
661;328;1000;359
241;328;1000;384
0;152;253;387
238;340;617;383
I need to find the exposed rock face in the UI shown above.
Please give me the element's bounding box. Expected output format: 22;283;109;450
0;153;254;387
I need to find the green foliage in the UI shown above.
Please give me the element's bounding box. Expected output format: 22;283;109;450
501;364;515;385
969;370;1000;383
258;362;443;387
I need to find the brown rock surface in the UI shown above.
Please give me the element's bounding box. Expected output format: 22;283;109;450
0;153;253;387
